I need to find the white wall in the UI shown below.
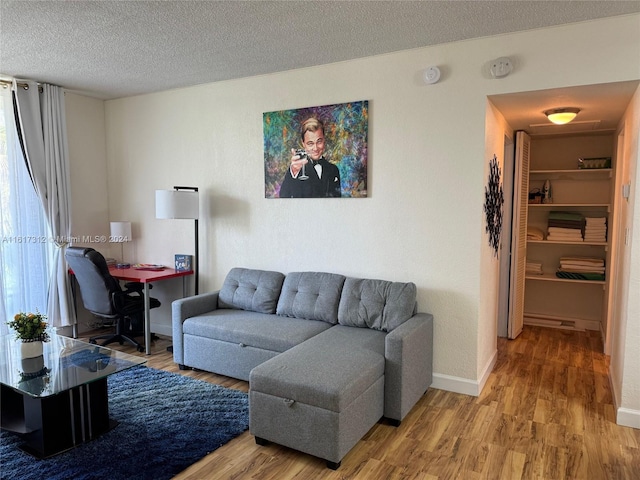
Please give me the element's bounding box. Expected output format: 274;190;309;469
610;85;640;428
64;92;111;333
623;87;640;424
477;101;513;390
66;15;639;402
66;93;109;241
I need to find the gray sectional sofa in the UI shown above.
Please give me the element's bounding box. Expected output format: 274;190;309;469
172;267;433;469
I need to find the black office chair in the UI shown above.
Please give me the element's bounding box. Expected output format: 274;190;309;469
65;247;161;352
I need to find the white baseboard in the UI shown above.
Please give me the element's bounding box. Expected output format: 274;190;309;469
478;350;498;394
153;324;172;337
431;373;479;396
524;314;600;332
617;408;640;429
431;350;497;397
609;369;640;429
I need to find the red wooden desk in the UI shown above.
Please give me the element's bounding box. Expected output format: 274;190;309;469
109;267;193;354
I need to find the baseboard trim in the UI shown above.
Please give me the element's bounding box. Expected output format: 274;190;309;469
432;373;479;396
609;368;640;429
478;350;498;394
153;324;172;337
617;408;640;429
431;350;497;397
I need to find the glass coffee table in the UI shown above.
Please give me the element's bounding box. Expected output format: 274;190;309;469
0;332;146;458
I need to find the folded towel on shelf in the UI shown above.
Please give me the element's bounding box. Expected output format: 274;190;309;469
548;227;584;235
584;236;607;243
558;256;605;277
547;234;583;239
559;266;606;273
527;227;545;241
547;235;583;242
584;225;607;242
560;260;604;267
526;261;543;275
556;270;605;281
548;211;585;222
547;222;584;232
559;256;604;266
547;229;583;239
584;217;607;242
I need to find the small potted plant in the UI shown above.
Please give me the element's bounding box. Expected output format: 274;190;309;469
7;311;50;358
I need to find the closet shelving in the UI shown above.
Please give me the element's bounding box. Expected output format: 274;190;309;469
522;134;614;331
526;186;609;285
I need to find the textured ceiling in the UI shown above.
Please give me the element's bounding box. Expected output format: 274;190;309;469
1;1;639;100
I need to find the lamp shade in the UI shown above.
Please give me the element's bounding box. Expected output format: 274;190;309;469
109;221;132;242
155;190;199;219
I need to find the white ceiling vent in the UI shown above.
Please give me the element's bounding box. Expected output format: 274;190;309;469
528;120;603;135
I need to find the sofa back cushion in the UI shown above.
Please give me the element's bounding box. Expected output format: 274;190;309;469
218;268;285;314
338;277;417;331
276;272;346;324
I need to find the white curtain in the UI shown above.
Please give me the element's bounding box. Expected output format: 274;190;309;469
13;80;75;328
0;86;52;333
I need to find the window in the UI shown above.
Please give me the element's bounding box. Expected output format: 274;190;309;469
0;85;52;330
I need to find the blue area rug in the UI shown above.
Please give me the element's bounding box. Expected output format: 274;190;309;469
1;366;249;480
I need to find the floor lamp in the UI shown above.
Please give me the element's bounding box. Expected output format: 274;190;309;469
155;186;199;295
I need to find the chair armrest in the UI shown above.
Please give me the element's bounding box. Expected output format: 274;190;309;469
384;312;434;422
111;290;127;311
171;291;220;364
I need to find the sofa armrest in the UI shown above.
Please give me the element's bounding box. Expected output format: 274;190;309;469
171;291;220;364
384;312;433;422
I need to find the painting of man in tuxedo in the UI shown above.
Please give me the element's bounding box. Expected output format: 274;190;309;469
263;100;368;199
279;117;341;198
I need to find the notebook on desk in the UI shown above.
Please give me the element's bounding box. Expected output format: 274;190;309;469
132;263;165;271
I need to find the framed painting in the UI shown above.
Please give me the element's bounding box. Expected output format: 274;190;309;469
263;100;368;198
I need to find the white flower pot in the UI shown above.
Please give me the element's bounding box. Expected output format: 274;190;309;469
20;340;43;359
21;354;45;375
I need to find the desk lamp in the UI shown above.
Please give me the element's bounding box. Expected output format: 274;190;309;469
155;186;199;294
110;221;132;265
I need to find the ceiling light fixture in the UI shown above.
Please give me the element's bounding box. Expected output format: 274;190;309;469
544;107;580;125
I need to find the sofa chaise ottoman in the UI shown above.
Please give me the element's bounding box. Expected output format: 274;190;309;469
250;325;386;469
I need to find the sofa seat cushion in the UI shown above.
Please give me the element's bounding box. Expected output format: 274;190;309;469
250;326;385;412
276;271;346;324
338;277;417;332
218;267;285;314
183;309;332;353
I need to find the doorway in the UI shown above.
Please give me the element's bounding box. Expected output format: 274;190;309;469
488;80;639;347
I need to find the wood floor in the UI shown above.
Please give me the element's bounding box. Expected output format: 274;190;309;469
80;326;640;479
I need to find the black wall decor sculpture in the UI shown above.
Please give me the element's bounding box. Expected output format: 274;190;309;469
484;154;504;256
